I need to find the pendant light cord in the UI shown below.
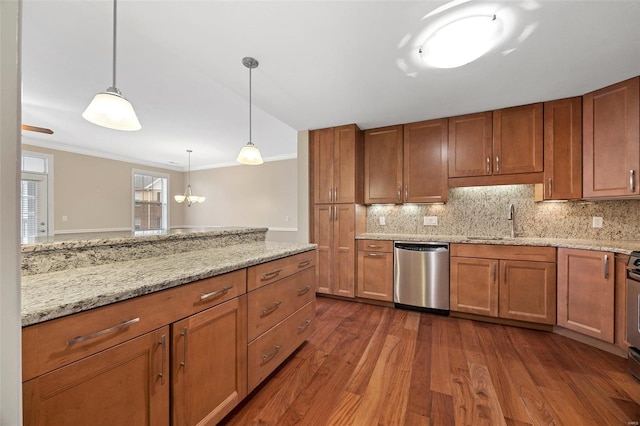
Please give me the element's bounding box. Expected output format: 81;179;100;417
112;0;117;88
248;66;252;144
187;150;192;186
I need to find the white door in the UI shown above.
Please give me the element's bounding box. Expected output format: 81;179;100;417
21;172;48;238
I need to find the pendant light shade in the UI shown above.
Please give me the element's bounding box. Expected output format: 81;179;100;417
83;0;141;131
237;57;264;165
175;150;205;206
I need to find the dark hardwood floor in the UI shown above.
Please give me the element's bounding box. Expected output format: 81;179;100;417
222;296;640;425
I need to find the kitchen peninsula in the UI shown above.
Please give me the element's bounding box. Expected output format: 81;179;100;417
21;227;317;425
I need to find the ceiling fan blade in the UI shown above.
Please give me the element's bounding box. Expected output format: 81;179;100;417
21;124;54;135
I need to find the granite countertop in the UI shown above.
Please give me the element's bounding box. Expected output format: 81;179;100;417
357;233;640;255
22;241;316;327
21;226;266;252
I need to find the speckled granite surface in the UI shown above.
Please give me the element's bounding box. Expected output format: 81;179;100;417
21;227;268;275
366;185;640;240
357;233;640;255
22;241;316;327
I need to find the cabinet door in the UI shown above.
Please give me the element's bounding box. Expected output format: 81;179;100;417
557;248;614;342
364;125;403;204
543;97;583;200
493;103;543;175
357;250;393;301
311;128;334;204
450;257;498;317
499;260;556;324
403;119;448;203
583;76;640;198
313;204;333;295
333;204;355;297
23;327;169;426
334;124;357;203
172;296;247;426
448;112;493;177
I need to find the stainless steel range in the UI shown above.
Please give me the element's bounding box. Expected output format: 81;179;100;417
626;251;640;381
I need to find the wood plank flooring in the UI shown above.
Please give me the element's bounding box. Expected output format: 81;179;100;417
221;296;640;425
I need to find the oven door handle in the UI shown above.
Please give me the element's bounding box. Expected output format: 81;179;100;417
628;269;640;282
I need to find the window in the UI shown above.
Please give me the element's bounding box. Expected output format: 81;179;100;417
21;151;53;240
132;170;169;234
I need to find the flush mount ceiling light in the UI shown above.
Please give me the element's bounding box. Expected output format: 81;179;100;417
82;0;141;131
236;57;264;165
419;14;503;68
174;150;205;206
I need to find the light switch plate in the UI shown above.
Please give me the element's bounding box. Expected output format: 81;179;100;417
423;216;438;226
592;216;603;228
379;216;386;226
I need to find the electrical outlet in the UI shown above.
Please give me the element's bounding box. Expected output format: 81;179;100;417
62;215;68;222
379;216;386;226
423;216;438;226
592;216;603;228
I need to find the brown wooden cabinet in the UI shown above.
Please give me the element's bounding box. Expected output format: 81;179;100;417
364;125;403;204
557;248;615;343
450;244;556;325
363;120;448;204
583;76;640;198
23;327;170;426
314;203;356;297
311;124;363;204
171;297;247;426
356;240;394;302
448;105;544;187
403;119;449;203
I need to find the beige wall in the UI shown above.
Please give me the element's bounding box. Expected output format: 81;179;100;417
22;145;185;232
185;159;298;241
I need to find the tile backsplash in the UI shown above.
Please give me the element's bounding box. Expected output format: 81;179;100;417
366;185;640;240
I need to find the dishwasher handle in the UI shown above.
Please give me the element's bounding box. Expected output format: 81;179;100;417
394;242;449;252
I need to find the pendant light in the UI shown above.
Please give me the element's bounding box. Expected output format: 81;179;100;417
236;57;264;165
82;0;141;131
174;150;205;206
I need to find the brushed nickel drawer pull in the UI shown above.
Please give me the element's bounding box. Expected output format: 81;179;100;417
180;327;188;370
261;301;282;316
367;244;382;249
298;259;311;268
297;285;311;296
329;189;332;202
334;187;338;201
262;345;281;364
486;157;490;173
397;186;401;202
298;319;312;333
200;285;233;301
604;255;610;279
548;178;552;197
67;317;140;346
631;170;636;192
261;269;282;281
405;185;408;201
158;334;166;384
366;253;383;257
495;156;500;173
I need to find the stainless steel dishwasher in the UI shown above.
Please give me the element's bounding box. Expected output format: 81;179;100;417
394;241;449;314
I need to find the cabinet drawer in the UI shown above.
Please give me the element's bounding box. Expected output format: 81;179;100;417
247;301;315;391
247;251;316;291
450;244;556;262
22;269;246;381
357;239;393;253
248;267;315;341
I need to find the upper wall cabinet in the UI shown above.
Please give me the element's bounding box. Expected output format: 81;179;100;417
311;124;364;204
363;120;448;204
448;104;543;187
403;119;449;203
583;76;640;198
364;125;404;204
448;111;493;178
543;97;583;200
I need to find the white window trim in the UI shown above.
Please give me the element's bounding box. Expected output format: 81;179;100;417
22;150;54;236
132;168;170;233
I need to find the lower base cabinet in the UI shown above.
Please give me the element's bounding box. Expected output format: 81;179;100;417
557;248;615;343
450;244;556;325
23;327;170;426
172;296;247;426
356;240;394;302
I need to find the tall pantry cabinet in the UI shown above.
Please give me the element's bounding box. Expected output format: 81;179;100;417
310;125;364;298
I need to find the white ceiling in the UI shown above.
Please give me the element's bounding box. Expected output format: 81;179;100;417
21;0;640;170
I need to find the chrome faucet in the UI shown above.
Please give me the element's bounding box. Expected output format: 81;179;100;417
507;203;515;238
